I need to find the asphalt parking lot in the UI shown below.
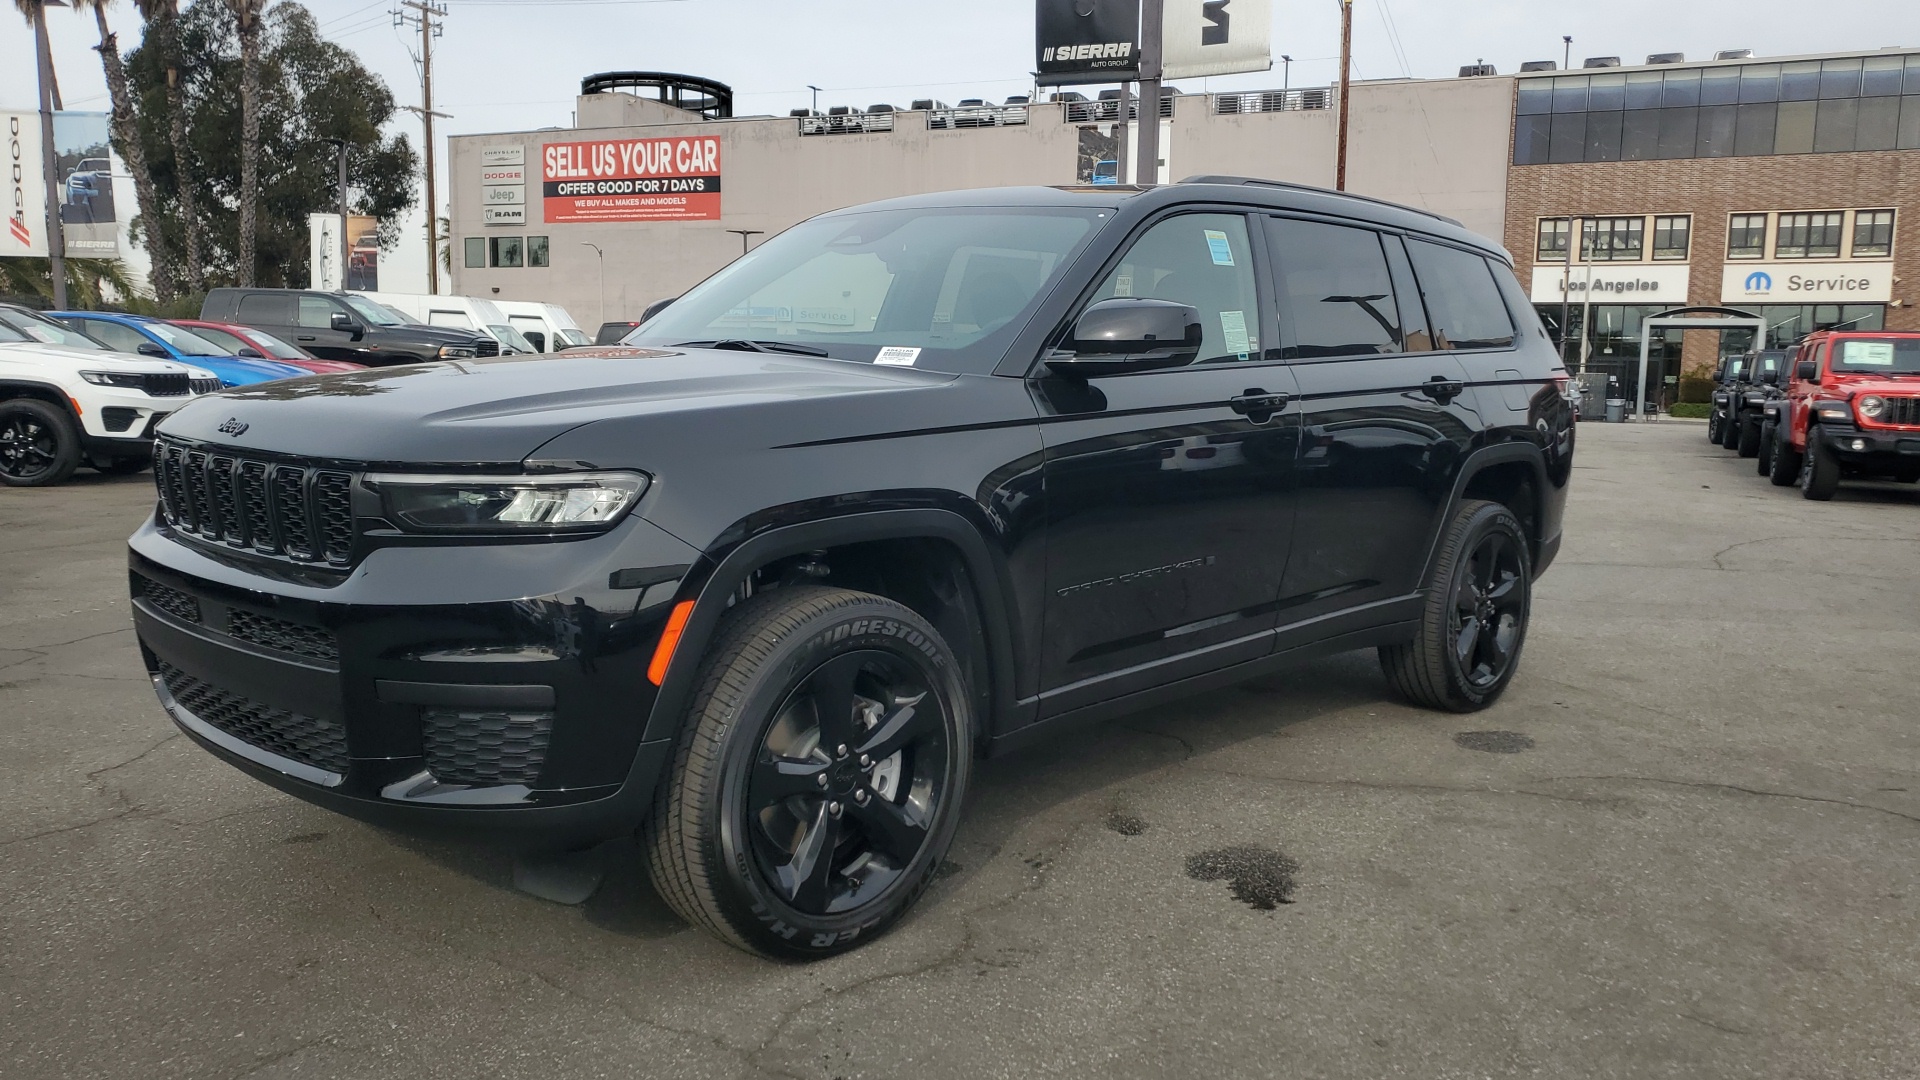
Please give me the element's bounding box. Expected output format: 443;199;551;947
3;420;1916;1080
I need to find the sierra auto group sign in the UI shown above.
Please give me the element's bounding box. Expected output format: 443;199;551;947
1720;262;1893;304
541;137;721;223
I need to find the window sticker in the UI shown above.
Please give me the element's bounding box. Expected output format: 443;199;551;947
1203;229;1236;267
873;346;921;366
1840;341;1894;366
22;327;54;343
1220;310;1250;358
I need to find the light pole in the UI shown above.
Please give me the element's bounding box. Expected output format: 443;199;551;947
580;242;605;326
327;138;348;290
1562;36;1572;71
807;85;821;115
726;229;763;256
1281;54;1292;93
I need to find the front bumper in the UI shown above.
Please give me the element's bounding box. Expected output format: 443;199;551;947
129;511;701;848
1811;423;1920;469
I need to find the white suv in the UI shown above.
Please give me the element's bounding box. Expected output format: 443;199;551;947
0;305;221;487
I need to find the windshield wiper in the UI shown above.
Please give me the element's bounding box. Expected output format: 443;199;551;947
674;338;831;357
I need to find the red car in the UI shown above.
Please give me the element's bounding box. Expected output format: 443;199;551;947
169;319;365;375
1761;330;1920;499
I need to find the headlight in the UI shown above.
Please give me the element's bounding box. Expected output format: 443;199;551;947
364;471;648;534
437;345;477;359
80;370;150;389
1857;395;1887;420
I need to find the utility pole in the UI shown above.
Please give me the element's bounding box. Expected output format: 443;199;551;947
1336;0;1354;191
32;0;69;310
1135;0;1165;188
397;1;451;293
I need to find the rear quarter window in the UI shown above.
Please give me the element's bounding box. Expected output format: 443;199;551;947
237;293;296;324
1406;239;1516;351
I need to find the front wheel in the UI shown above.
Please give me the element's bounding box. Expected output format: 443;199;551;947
1768;426;1802;487
1380;500;1531;713
644;586;972;960
1756;420;1777;476
1800;428;1840;501
1706;412;1724;443
0;398;82;487
1735;417;1762;458
1720;411;1743;449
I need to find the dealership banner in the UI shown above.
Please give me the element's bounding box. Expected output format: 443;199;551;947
1720;262;1893;304
1037;0;1140;85
1530;264;1691;306
4;112;122;260
1161;0;1272;79
541;137;721;223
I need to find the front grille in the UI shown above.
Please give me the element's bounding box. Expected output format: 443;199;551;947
227;610;339;663
189;377;222;395
136;576;201;624
154;439;356;565
472;339;500;358
158;660;348;774
422;709;554;786
1880;397;1920;426
144;372;191;397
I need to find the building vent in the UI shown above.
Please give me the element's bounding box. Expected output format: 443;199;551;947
1458;63;1498;77
1714;49;1755;61
1519;60;1558;72
1583;56;1622;68
1646;52;1686;65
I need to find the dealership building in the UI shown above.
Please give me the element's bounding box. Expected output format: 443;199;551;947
450;46;1918;396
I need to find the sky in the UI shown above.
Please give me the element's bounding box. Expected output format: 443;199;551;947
3;0;1912;293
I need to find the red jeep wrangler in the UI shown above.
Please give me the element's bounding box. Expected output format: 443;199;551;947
1761;330;1920;499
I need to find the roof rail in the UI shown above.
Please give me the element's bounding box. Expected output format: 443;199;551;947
1176;175;1463;227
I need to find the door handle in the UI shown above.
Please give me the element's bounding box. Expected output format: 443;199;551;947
1421;376;1466;404
1229;389;1291;423
296;335;317;342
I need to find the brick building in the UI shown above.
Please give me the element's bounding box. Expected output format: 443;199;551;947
1503;48;1920;403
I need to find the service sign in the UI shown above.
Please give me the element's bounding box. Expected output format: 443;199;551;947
1037;0;1140;85
542;137;721;223
1530;263;1691;305
1720;262;1893;304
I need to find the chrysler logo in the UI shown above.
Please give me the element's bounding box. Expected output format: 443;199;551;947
217;417;249;437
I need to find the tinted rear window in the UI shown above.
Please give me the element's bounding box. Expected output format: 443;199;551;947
237;293;295;324
1406;239;1515;351
1266;217;1404;359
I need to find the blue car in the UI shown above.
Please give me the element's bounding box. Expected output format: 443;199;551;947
49;311;308;387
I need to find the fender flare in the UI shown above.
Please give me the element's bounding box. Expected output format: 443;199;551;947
0;379;82;423
639;507;1023;745
1417;442;1554;585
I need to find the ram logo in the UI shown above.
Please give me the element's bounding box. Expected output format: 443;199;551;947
1744;271;1773;293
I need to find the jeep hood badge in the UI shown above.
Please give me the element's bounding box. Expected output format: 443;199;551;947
217;417;249;437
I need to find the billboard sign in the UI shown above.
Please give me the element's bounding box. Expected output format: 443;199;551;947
1037;0;1140;86
5;111;122;260
480;144;525;227
308;213;380;291
1161;0;1272;79
1719;262;1892;304
4;112;44;257
1530;264;1691;305
541;137;721;223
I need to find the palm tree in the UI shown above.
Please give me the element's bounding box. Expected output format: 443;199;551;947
132;0;205;291
223;0;268;286
0;256;138;309
73;0;176;301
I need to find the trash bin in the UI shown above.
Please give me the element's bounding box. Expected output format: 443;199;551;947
1605;398;1626;423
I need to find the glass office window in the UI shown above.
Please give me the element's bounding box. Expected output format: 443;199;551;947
1588;73;1626;111
1653;216;1690;260
1734;103;1777;155
1584;217;1644;261
463;237;485;268
1855;96;1900;150
1851;210;1894;257
1537;218;1570;261
1586;110;1624;160
1862;55;1906;97
1552;76;1588;112
1820;58;1863;98
1517;80;1552;115
527;236;550;268
1514;113;1551;164
1697;104;1737;156
1625;71;1664;109
1775;100;1817;153
1776;213;1842;258
1728;215;1768;258
1549;113;1587;162
1813;98;1859;152
1700;67;1741;105
1657;107;1699;158
489;236;524;268
1739;64;1780;102
1780;61;1821;100
1663;69;1701;107
1909;56;1920;93
1622;109;1661;159
1903;97;1920;149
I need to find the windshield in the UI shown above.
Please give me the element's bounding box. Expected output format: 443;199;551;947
341;295;406;326
1830;337;1920;375
143;321;235;356
627;206;1108;374
488;324;537;353
242;329;310;359
0;307;106;349
558;327;591;347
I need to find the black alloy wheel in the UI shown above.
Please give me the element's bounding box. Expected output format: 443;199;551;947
0;399;81;487
1706;412;1723;443
645;586;972;959
1448;530;1526;690
1380;499;1532;712
1768;427;1802;487
1799;427;1840;501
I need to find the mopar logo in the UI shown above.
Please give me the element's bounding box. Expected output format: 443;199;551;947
217;417;249;437
1744;271;1773;293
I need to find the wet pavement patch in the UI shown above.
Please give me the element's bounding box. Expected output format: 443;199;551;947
933;860;963;880
1453;731;1534;754
1106;810;1147;836
1186;846;1298;909
281;832;328;844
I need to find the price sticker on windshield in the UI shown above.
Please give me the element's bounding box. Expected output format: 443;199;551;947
1203;230;1235;267
1840;341;1895;366
874;346;921;367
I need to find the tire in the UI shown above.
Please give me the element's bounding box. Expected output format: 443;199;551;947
1379;499;1531;713
93;452;153;475
1768;426;1802;487
0;398;82;487
1720;410;1743;449
1706;411;1723;443
1799;427;1840;501
1756;420;1776;476
644;585;973;960
1735;416;1762;458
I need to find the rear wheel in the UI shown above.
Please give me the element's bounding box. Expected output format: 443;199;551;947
1379;500;1531;713
1706;412;1723;443
644;586;972;960
1768;426;1802;487
0;399;81;487
1799;427;1840;501
1735;416;1762;457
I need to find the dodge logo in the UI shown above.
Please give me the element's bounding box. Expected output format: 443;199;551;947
217;417;249;437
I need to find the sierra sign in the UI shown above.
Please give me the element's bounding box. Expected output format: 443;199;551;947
541;137;722;223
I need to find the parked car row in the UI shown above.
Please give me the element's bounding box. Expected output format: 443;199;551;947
1708;330;1920;499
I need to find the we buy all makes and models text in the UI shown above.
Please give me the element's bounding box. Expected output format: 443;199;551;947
542;136;721;222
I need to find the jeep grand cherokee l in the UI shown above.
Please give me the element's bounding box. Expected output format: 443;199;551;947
130;179;1572;959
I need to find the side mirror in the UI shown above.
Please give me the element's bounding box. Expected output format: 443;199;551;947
1047;298;1202;377
1760;368;1779;387
1795;360;1818;382
136;342;168;359
330;311;364;339
640;297;676;324
523;331;546;352
236;346;265;358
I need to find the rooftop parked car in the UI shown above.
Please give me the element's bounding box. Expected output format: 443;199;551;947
50;312;308;388
131;179;1570;959
169;320;365;375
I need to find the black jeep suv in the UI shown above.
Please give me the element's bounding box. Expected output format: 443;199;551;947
130;180;1571;958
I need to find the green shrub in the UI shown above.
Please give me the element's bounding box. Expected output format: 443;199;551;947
1668;402;1711;419
1677;376;1716;404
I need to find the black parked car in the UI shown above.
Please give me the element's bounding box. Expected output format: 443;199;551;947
1707;353;1749;447
1727;348;1787;458
202;288;496;367
131;179;1572;959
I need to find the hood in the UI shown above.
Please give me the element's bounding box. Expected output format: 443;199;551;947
0;340;212;379
189;354;313;384
155;347;957;465
382;323;490;346
1825;372;1920;394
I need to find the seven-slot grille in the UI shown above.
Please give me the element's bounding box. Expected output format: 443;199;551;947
1879;396;1920;426
157;660;348;774
154;439;356;564
472;339;500;357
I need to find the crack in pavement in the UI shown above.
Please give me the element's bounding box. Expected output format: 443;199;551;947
1537;775;1920;825
86;732;185;781
7;626;133;653
1709;535;1798;571
0;808;141;849
1194;767;1634;808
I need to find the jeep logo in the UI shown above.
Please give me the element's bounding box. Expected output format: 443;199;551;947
217;417;249;437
